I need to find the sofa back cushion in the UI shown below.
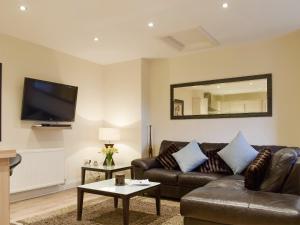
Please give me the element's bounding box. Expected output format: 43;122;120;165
200;143;227;152
159;140;288;173
156;143;179;170
260;148;298;192
159;140;189;154
160;140;286;155
252;145;287;153
197;149;233;174
282;156;300;195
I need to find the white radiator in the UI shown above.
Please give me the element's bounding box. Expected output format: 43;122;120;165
10;148;65;194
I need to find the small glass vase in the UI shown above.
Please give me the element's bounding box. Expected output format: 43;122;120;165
105;155;113;167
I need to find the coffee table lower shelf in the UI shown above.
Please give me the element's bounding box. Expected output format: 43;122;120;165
77;179;161;225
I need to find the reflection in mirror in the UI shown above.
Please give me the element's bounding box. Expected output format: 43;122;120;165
171;74;272;119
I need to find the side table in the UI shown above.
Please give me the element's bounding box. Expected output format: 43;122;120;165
81;165;134;185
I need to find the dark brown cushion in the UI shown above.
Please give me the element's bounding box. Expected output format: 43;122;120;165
260;148;298;192
156;143;179;170
244;149;272;190
159;140;189;154
197;149;233;174
200;142;227;152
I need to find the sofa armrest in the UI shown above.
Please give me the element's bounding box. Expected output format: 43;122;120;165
131;158;161;179
131;157;161;171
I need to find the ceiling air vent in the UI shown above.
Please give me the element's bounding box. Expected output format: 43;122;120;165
161;26;219;52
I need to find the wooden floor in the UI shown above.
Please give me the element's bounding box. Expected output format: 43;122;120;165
10;188;100;223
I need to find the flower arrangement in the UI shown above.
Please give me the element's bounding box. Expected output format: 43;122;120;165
101;146;118;166
101;146;118;155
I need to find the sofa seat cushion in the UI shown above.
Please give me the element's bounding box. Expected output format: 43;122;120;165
178;172;224;188
144;168;182;185
181;184;300;225
204;175;245;189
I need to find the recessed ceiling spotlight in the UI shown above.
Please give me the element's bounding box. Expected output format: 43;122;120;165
148;22;154;28
217;85;221;89
19;5;28;12
249;82;253;86
93;37;99;42
222;2;229;8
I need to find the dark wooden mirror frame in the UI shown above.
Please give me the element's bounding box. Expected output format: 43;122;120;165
170;74;272;120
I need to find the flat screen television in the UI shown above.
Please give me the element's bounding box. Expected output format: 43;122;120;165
21;78;78;122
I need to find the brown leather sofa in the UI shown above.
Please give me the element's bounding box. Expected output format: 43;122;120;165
132;140;300;225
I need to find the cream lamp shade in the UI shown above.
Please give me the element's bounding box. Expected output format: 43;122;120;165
99;128;120;142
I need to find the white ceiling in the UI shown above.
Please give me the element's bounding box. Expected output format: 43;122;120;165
0;0;300;64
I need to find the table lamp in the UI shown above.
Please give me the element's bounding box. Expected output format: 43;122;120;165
99;128;120;148
99;128;120;166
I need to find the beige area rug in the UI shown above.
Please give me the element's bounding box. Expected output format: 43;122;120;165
16;197;183;225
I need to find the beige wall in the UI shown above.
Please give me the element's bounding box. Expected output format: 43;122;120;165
141;59;151;157
102;59;143;164
148;31;300;153
0;34;146;201
0;34;105;198
0;34;145;201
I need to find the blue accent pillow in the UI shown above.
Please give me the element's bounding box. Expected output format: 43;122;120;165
217;132;258;174
172;140;208;173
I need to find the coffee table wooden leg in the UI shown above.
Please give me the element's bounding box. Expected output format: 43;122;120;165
155;187;161;216
77;188;84;221
122;197;130;225
105;171;112;179
114;197;118;208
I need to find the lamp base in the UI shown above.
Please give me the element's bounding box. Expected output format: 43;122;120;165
104;144;114;148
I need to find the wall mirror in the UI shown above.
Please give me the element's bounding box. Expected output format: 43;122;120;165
171;74;272;119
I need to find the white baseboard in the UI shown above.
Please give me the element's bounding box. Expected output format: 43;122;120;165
10;179;81;203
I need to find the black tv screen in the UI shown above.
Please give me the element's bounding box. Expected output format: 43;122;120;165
21;78;78;122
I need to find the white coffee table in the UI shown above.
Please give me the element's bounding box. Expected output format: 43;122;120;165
77;179;161;225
